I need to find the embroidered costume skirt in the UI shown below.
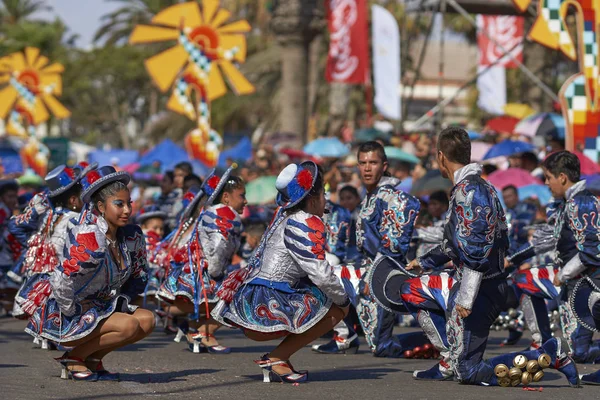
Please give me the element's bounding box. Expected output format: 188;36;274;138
212;278;332;335
13;272;52;319
158;262;222;305
25;295;137;343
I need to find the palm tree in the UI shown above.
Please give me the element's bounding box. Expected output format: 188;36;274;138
93;0;179;46
0;0;51;24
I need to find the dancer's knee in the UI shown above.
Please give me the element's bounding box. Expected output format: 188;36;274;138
135;309;156;333
121;316;141;339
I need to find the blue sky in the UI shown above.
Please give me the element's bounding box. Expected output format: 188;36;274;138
34;0;122;48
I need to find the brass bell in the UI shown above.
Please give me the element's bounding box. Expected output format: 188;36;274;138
498;377;511;387
494;364;509;378
533;370;544;382
510;379;521;387
526;360;539;373
509;367;522;380
538;353;551;369
513;354;528;369
521;371;532;386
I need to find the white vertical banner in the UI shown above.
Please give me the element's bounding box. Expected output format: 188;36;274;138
477;65;506;115
371;5;401;120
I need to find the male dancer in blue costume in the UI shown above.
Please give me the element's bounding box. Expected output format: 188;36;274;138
353;141;424;357
509;151;600;384
384;128;581;386
501;184;544;347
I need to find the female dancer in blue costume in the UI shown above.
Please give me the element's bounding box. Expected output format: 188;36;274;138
158;167;245;353
213;161;350;383
27;166;154;381
134;204;167;307
0;179;21;314
11;163;95;350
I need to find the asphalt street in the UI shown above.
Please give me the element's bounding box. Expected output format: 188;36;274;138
1;317;598;400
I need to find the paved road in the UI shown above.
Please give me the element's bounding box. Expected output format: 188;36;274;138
1;317;598;400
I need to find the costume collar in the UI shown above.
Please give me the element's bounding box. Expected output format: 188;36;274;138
566;180;586;200
453;163;482;184
377;176;401;189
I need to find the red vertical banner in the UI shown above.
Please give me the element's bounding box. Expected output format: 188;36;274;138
477;15;524;68
325;0;370;84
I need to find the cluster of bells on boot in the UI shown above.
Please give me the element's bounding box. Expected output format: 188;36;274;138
403;343;440;359
491;309;561;333
494;353;551;387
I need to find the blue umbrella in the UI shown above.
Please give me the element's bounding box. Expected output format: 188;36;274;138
468;130;482;140
483;140;536;160
304;137;350;158
518;184;552;206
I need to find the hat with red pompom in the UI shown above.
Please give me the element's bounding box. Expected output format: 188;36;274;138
45;162;98;198
275;161;318;210
80;165;131;203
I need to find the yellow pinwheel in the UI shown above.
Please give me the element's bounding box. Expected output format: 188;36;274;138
0;47;70;136
129;0;255;110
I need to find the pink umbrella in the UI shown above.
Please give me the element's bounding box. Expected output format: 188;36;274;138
487;168;542;189
471;142;492;162
574;151;600;175
122;162;140;173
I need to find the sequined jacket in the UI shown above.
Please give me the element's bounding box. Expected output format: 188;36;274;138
356;176;420;269
324;201;351;262
9;194;78;255
50;220;148;317
199;204;243;279
251;210;349;307
506;201;537;255
510;181;600;283
418;164;509;310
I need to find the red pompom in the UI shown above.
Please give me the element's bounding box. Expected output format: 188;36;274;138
183;191;195;202
207;175;220;189
404;350;414;359
86;170;100;184
64;167;75;179
297;169;313;190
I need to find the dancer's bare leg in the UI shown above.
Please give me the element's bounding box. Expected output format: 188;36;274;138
86;309;155;368
249;305;345;375
62;311;153;373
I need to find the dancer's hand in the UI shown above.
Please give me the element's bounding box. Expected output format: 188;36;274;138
455;304;471;318
406;259;422;274
553;275;562;287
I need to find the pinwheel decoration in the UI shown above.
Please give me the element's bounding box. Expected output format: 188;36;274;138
0;47;70;176
129;0;255;167
513;0;600;162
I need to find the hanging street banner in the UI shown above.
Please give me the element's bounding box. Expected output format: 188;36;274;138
477;66;507;115
476;15;523;115
476;15;524;68
325;0;369;84
371;5;401;120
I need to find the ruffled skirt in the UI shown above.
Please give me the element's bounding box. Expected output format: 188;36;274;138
158;262;222;305
13;272;52;319
212;278;332;335
25;295;137;343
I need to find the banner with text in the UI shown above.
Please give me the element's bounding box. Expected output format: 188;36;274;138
325;0;369;84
